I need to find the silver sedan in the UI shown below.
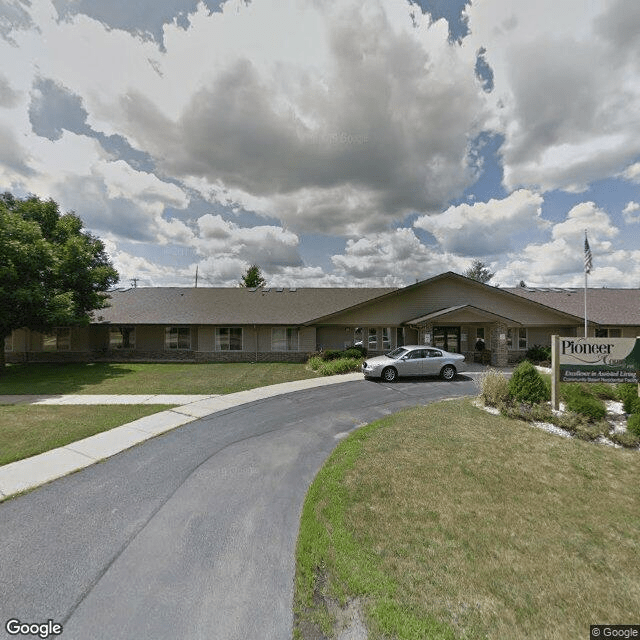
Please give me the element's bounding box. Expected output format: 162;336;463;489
362;345;466;382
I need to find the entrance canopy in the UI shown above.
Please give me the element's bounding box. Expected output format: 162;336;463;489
406;305;521;327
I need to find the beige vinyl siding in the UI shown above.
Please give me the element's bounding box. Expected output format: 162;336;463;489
299;326;316;352
325;279;576;327
135;326;165;350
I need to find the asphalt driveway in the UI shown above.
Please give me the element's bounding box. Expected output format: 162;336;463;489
0;375;477;640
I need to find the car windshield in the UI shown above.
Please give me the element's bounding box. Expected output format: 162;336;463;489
387;347;408;359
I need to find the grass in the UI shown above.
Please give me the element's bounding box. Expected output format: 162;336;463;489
294;399;640;640
0;362;320;395
0;404;173;466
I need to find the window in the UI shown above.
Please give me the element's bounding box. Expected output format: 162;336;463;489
4;334;13;352
382;327;391;350
507;328;527;350
165;326;191;350
272;327;299;351
109;326;135;349
216;327;243;351
354;327;363;347
43;328;70;351
476;328;485;341
368;328;377;349
595;328;621;338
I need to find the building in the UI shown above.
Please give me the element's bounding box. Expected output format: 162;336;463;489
5;272;640;367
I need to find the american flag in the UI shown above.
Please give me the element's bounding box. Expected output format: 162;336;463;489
584;232;593;274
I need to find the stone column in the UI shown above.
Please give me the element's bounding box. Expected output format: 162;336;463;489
490;322;509;367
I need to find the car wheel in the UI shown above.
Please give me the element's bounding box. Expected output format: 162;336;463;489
382;367;398;382
440;365;456;380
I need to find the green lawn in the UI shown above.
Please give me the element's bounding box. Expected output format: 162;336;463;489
0;404;173;466
0;362;320;395
294;398;640;640
0;362;322;468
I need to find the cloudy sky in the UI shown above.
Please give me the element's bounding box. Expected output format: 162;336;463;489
1;0;639;289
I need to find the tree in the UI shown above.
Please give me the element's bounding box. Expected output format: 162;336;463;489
463;260;495;284
0;193;119;372
240;264;266;288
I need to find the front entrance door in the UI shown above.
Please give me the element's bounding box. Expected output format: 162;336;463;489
433;326;461;353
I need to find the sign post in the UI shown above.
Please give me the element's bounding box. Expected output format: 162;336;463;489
551;335;560;410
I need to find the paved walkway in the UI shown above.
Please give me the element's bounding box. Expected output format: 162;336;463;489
0;374;363;499
0;394;215;405
0;366;496;501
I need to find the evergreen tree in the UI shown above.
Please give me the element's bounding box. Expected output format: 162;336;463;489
463;260;495;284
240;264;267;288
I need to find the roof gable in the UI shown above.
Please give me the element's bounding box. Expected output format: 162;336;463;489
309;271;583;326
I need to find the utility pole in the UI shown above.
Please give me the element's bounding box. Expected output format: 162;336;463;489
130;278;138;288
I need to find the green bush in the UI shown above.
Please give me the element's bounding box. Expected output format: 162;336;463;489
564;390;606;421
627;413;640;436
553;412;584;434
610;430;640;448
320;347;367;362
525;344;551;363
310;357;363;376
508;361;550;404
477;368;510;407
586;383;619;401
321;349;344;361
573;420;609;441
617;383;640;414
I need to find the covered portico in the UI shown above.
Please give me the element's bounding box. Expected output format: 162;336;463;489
405;305;520;367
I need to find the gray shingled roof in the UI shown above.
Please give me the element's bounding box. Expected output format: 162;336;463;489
506;287;640;325
94;287;395;325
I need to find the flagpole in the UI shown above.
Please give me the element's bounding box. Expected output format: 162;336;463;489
584;230;592;338
584;265;588;337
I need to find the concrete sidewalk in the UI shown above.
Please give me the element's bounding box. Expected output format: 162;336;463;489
0;366;495;500
0;394;216;405
0;373;364;500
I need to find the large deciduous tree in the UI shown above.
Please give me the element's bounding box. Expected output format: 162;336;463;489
0;193;119;372
240;264;267;288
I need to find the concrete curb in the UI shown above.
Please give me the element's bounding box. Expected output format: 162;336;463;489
0;373;363;500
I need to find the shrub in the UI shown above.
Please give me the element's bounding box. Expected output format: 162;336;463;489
586;383;619;401
342;348;365;360
320;347;367;362
525;344;551;364
310;357;363;376
627;413;640;436
508;361;550;404
346;344;367;357
321;349;344;362
564;391;606;421
617;383;640;414
573;420;609;441
477;368;510;407
553;412;584;434
610;430;640;448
